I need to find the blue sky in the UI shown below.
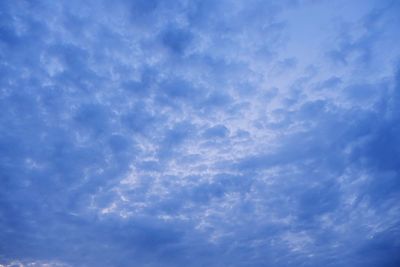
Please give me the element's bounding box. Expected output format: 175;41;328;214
1;0;400;266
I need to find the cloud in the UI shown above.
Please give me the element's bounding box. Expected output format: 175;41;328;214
1;0;400;266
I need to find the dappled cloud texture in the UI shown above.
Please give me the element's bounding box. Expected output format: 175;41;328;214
1;0;400;266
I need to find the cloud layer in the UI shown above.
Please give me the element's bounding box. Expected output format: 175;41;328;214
1;0;400;266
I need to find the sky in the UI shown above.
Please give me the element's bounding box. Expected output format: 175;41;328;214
1;0;400;266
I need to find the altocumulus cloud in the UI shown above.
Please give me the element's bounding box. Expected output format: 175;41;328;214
1;0;400;266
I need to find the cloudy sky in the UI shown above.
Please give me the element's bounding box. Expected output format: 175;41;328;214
1;0;400;266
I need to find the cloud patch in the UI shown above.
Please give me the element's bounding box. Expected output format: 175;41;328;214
1;0;400;267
